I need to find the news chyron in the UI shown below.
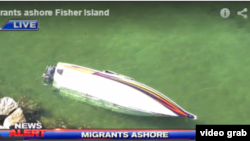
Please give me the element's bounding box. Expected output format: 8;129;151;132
14;122;43;129
0;19;39;31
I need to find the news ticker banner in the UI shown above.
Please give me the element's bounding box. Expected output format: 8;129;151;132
0;129;195;140
0;19;39;31
196;125;249;140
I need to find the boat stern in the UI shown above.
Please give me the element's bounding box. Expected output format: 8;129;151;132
42;65;56;83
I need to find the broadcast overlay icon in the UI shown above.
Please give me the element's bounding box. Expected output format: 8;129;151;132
0;19;39;31
237;8;247;19
220;8;230;18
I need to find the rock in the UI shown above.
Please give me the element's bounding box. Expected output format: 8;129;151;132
26;118;40;123
55;118;68;128
78;124;91;129
3;108;26;128
85;125;91;128
16;96;42;115
0;97;18;115
40;116;71;129
40;116;56;129
0;125;9;129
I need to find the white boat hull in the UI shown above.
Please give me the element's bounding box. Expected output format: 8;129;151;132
52;62;197;120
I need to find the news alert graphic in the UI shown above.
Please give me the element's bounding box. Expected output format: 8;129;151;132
0;122;42;140
0;123;195;140
196;125;249;140
0;19;39;31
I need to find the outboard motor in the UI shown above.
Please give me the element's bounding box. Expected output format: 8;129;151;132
42;65;56;82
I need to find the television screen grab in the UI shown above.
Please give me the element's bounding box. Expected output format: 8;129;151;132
0;1;249;140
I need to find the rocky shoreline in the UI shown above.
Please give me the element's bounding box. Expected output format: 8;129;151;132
0;96;91;129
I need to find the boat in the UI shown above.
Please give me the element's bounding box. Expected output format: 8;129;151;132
42;62;197;120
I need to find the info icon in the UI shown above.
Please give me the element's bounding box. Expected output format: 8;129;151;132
220;8;230;18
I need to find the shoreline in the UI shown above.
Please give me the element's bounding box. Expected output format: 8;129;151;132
0;96;91;129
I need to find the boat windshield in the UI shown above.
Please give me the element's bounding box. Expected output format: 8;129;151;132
104;70;116;74
104;70;134;80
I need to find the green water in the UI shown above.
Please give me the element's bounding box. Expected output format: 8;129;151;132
0;2;250;129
